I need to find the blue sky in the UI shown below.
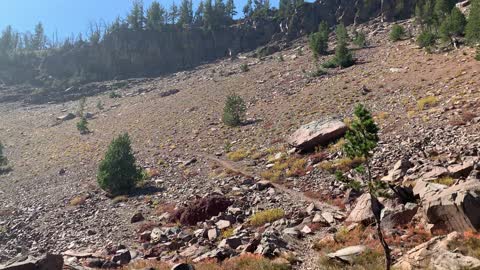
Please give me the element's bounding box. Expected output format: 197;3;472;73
0;0;278;39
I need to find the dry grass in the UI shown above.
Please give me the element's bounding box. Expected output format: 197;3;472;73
69;195;88;206
433;176;455;186
250;208;285;227
417;96;438;110
111;195;128;204
326;138;346;154
261;156;308;181
221;227;235;239
227;149;249;161
318;157;365;172
317;249;385;270
448;231;480;260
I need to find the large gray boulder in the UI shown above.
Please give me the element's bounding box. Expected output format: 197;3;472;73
0;254;63;270
394;232;480;270
288;119;347;151
423;179;480;232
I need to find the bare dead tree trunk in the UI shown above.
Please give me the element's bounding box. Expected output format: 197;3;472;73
366;159;392;270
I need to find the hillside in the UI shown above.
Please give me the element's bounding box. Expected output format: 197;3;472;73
1;17;480;270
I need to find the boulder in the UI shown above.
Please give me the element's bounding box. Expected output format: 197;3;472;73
423;179;480;232
381;202;418;226
170;194;233;225
448;157;478;178
56;113;75;121
0;254;63;270
394;232;480;270
413;179;447;200
422;166;449;180
112;249;131;265
172;263;195;270
327;245;367;264
130;212;144;223
381;157;412;182
346;194;379;224
287;119;347;151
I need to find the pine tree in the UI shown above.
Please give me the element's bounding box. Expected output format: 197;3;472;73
342;104;392;270
434;0;455;22
32;22;46;50
466;0;480;44
204;0;214;28
97;133;141;196
389;24;405;41
194;1;205;25
146;1;165;31
169;1;179;24
179;0;193;25
309;21;329;59
439;7;466;42
334;41;354;68
223;94;246;127
243;0;253;17
225;0;236;19
335;23;349;44
127;0;145;30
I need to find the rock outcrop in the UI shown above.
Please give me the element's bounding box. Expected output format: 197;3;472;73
288;119;347;151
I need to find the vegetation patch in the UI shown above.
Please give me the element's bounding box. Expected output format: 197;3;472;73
433;176;455;186
417;96;438;110
227;149;249;161
250;208;285;226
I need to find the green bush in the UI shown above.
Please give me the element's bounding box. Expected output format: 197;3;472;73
309;21;329;58
439;7;466;42
97;133;141;196
475;47;480;61
309;67;327;77
334;42;355;68
240;63;249;72
335;23;349;44
353;30;367;48
321;59;338;68
223;94;246;127
390;24;405;41
109;91;121;98
0;142;7;167
417;30;436;48
76;117;89;134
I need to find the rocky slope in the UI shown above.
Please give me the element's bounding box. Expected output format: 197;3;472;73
0;18;479;269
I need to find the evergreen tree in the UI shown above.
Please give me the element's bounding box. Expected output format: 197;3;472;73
353;29;367;47
335;23;349;44
146;1;166;31
204;0;214;28
309;21;329;59
97;133;141;196
169;1;179;24
466;0;480;44
341;104;392;270
194;1;205;25
390;24;405;41
179;0;194;25
127;0;145;30
278;0;291;18
225;0;237;18
334;41;354;68
434;0;455;22
0;26;16;54
32;22;46;50
439;7;466;42
243;0;253;17
223;94;246;127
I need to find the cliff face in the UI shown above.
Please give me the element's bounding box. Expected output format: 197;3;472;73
1;0;420;94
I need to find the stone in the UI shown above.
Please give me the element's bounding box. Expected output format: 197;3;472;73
170;194;232;226
301;225;313;234
0;254;64;270
423;179;480;232
346;194;375;224
151;227;163;243
321;211;335;224
255;180;273;191
218;237;242;249
312;213;328;224
216;220;231;230
327;245;367;264
412;179;447;200
208;228;219;240
306;203;316;214
381;157;412;182
287;119;348;151
171;263;195;270
131;212;144;223
422;166;449;180
395;232;480;270
112;249;131;265
381;202;418;226
448;157;477;178
283;227;300;238
56;113;75;121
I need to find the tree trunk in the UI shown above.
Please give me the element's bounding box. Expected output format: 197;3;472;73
371;194;392;270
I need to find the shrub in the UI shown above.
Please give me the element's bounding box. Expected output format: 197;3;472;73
439;7;466;42
434;176;455;186
309;21;329;58
240;63;249;72
353;30;367;47
97;133;141;196
476;47;480;61
227;149;249;161
0;142;7;168
417;96;438;110
417;30;436;48
76;117;89;134
334;42;355;68
76;97;86;117
250;208;285;226
322;59;338;68
96;100;104;110
309;67;327;77
223;94;246;127
390;24;405;41
109;91;121;98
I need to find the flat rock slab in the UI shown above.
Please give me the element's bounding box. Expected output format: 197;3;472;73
288;119;347;151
